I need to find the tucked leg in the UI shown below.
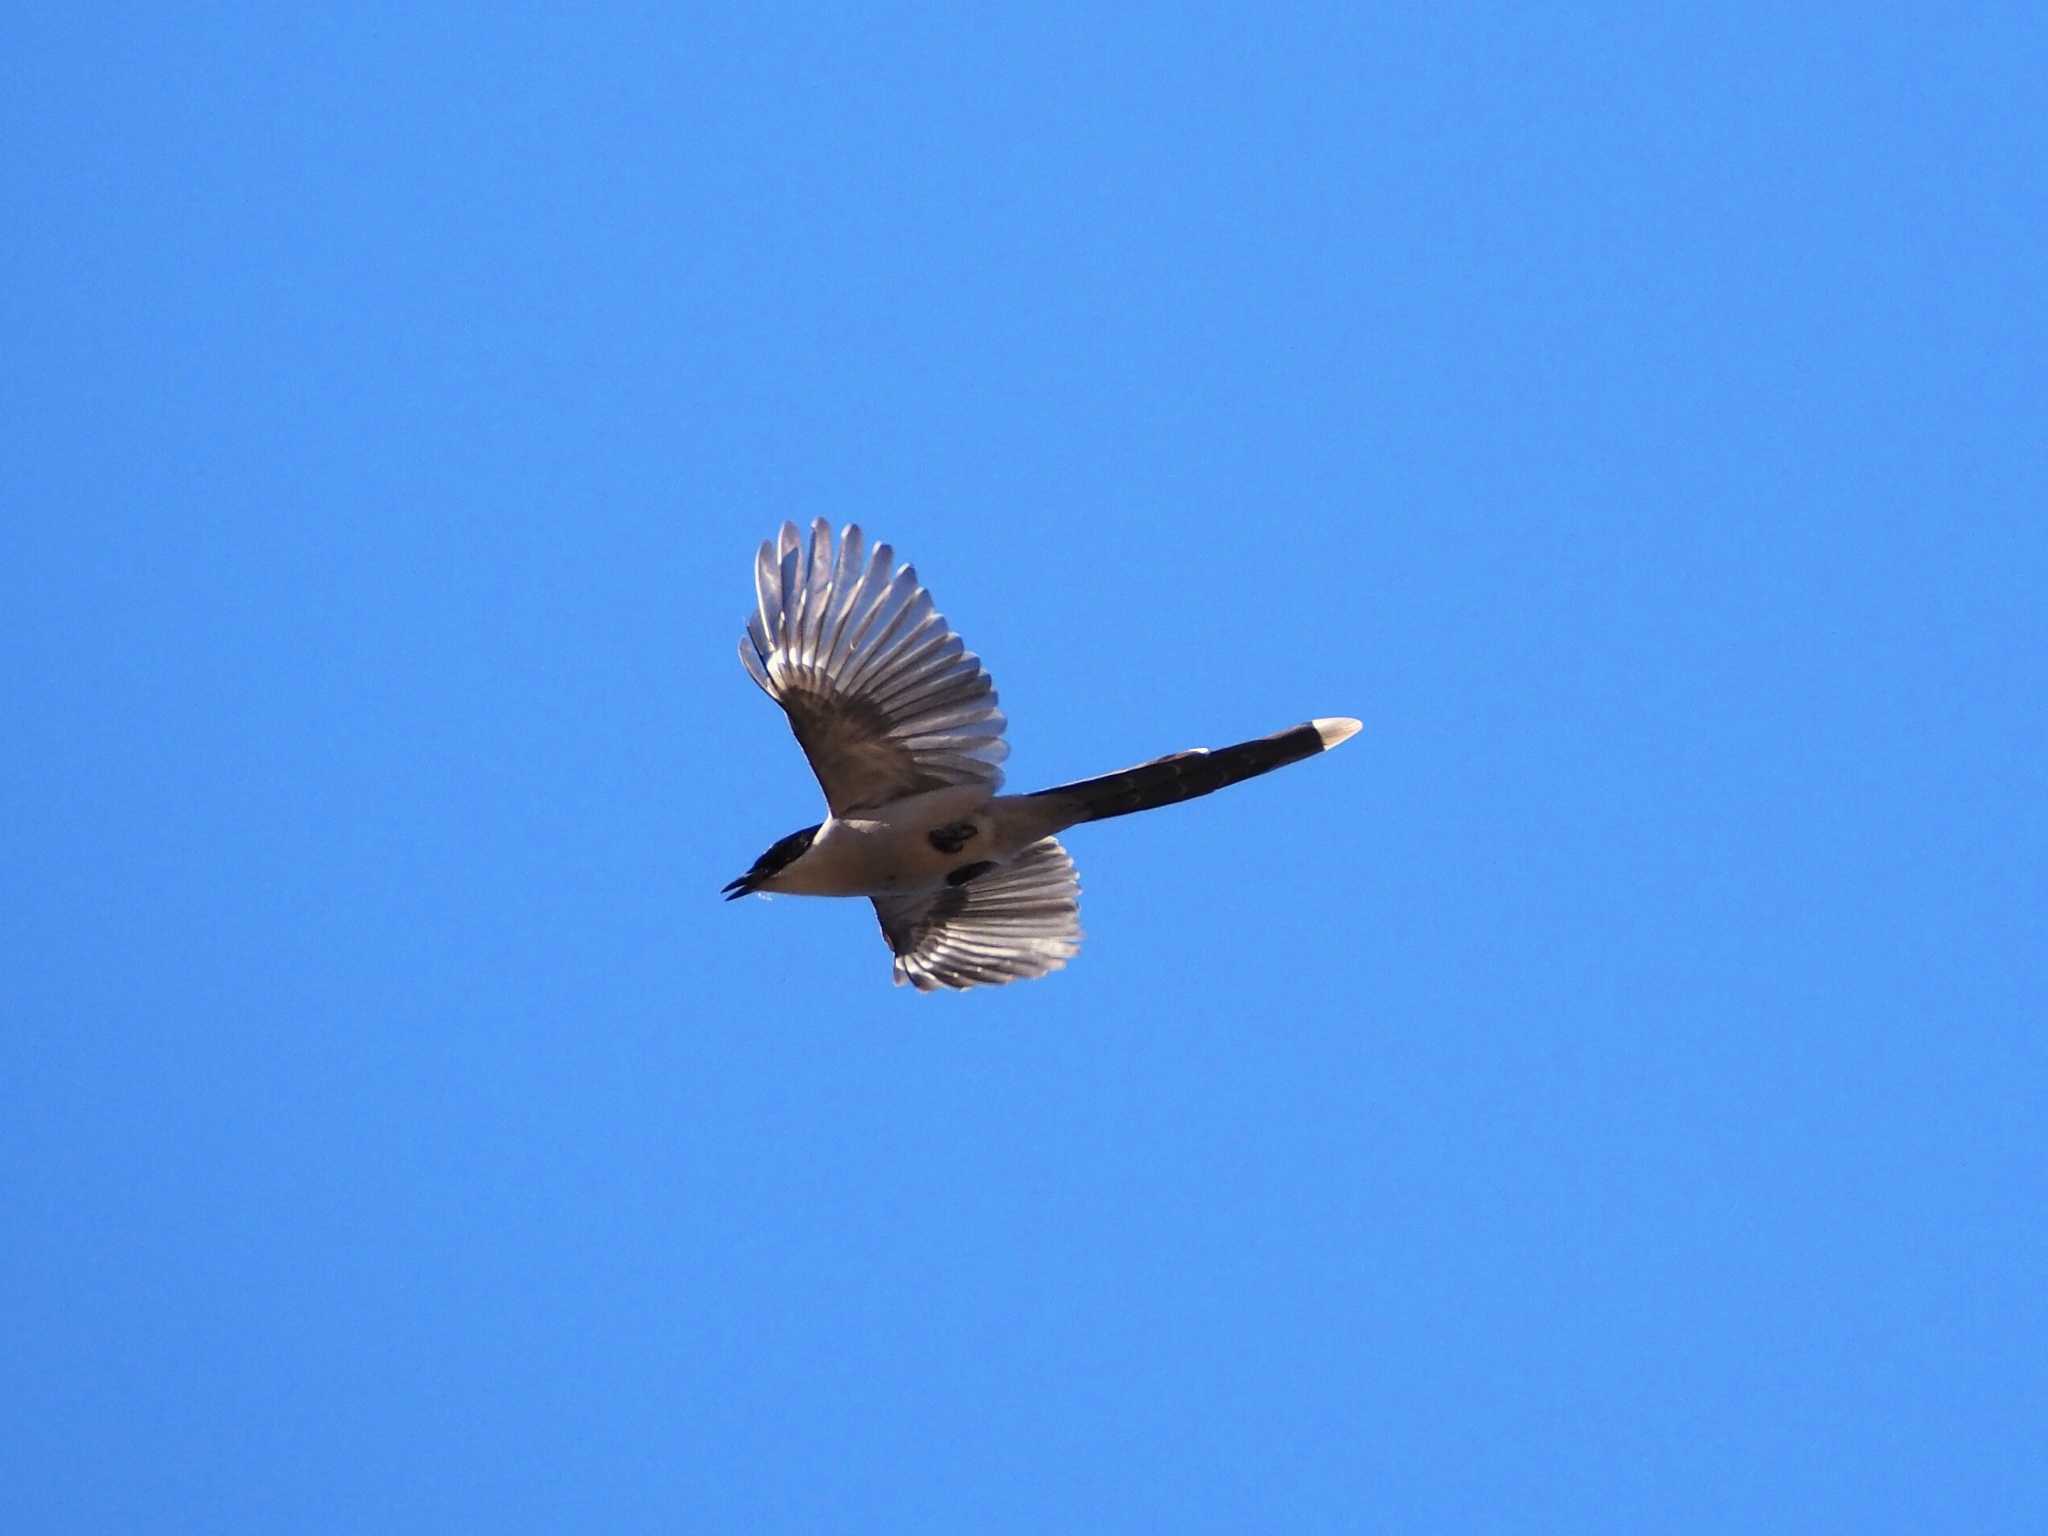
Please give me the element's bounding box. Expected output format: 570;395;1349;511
927;821;979;855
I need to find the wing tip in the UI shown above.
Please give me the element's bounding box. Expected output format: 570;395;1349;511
1313;716;1363;750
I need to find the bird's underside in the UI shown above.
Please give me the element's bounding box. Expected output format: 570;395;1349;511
729;519;1360;992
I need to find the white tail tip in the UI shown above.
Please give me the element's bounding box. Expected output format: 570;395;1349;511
1313;716;1363;749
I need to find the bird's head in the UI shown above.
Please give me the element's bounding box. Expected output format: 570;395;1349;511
722;823;822;900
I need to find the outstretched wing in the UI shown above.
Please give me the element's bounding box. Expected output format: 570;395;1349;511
740;520;1009;817
872;838;1083;992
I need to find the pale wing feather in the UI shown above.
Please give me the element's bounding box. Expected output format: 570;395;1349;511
739;519;1008;815
872;838;1083;992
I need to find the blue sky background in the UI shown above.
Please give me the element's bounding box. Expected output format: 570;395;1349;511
5;5;2043;1531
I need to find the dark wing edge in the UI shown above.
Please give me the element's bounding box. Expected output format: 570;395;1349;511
872;838;1084;992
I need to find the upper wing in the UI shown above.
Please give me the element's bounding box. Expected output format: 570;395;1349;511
871;837;1084;992
740;520;1008;816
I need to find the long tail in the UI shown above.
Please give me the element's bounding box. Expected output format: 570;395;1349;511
1027;717;1361;824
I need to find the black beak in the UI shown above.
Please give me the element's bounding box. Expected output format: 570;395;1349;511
722;876;752;901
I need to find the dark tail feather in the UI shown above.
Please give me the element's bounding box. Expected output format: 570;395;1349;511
1029;717;1361;824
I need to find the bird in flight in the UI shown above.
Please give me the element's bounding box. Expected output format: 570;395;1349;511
726;520;1361;991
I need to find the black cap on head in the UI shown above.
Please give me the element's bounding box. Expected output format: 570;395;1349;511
722;823;821;900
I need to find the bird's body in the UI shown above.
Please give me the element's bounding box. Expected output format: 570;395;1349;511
726;520;1360;990
754;784;1028;898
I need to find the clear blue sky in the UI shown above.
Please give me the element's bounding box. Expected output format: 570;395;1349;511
6;5;2043;1531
